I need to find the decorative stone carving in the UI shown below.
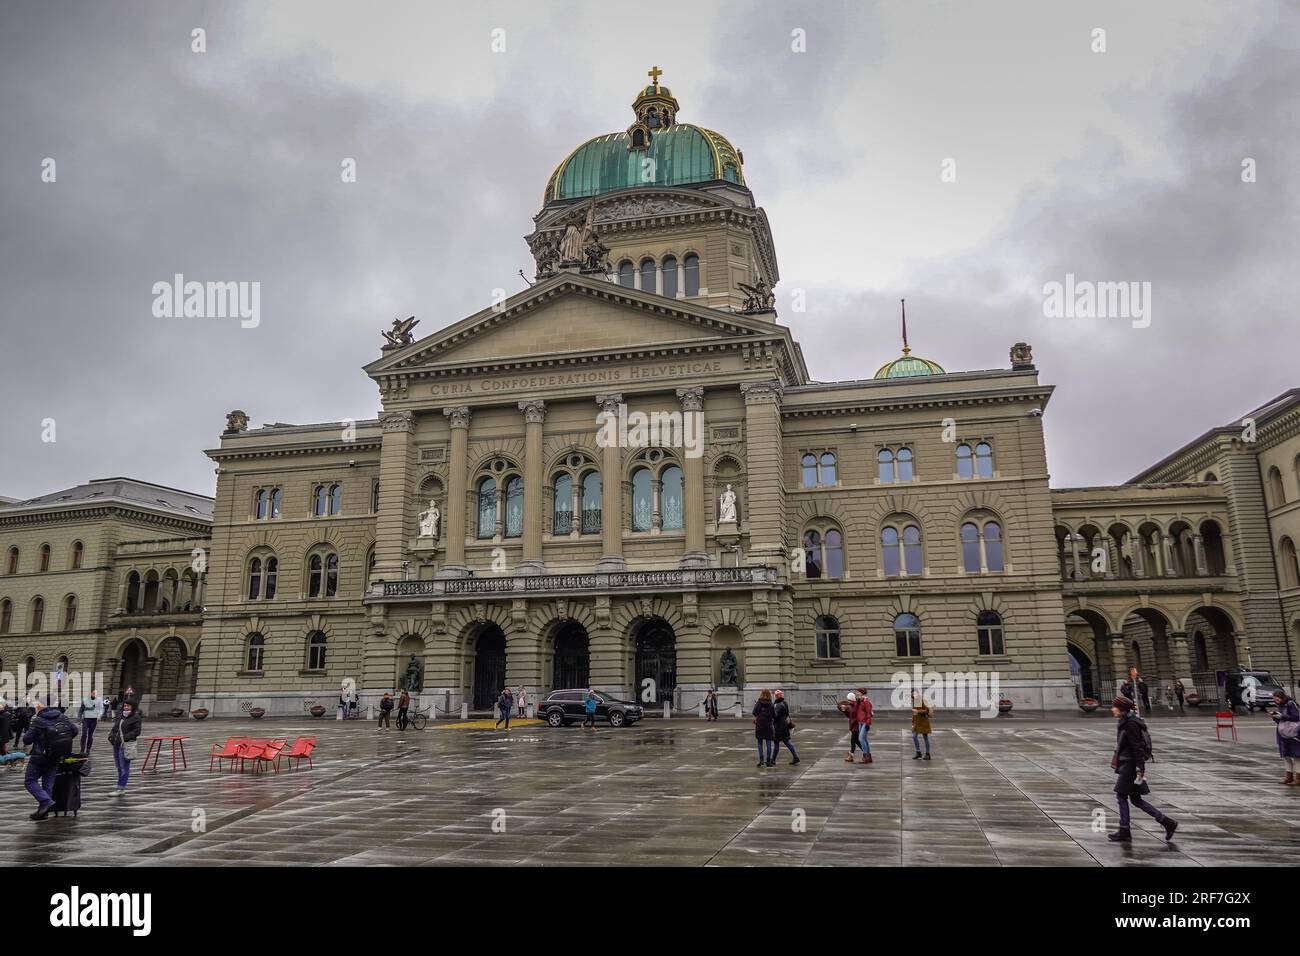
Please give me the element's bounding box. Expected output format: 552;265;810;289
719;484;738;524
1010;342;1034;369
595;393;624;415
676;385;704;413
223;409;249;435
417;499;440;539
380;410;415;433
443;405;472;429
530;232;560;278
737;262;776;314
518;399;547;424
739;379;783;405
382;316;419;348
595;195;709;222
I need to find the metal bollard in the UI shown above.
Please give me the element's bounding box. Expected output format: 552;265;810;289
663;701;671;719
461;702;469;720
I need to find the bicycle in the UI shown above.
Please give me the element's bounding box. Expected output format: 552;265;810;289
400;705;430;730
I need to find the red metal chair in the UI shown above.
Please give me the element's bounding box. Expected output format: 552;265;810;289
209;737;247;772
1215;711;1238;742
255;739;289;774
235;740;269;773
283;737;317;771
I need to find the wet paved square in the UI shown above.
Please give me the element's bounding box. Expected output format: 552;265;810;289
3;712;1297;866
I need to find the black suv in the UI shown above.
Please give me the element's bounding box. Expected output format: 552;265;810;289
1225;670;1287;712
538;689;643;728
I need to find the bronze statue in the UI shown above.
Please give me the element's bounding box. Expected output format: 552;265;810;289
382;316;419;348
738;273;776;313
401;653;424;692
719;647;739;686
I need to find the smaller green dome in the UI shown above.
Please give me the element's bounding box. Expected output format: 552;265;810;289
874;352;946;379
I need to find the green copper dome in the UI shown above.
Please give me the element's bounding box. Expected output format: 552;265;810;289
874;352;946;379
545;124;745;203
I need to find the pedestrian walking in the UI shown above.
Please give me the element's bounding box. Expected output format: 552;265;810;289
107;699;142;796
377;692;394;729
911;692;933;759
496;688;514;730
1173;679;1185;714
517;687;528;718
773;689;798;765
12;698;33;749
752;689;776;767
704;688;718;721
1270;691;1300;784
855;687;874;764
582;688;599;731
78;690;104;754
1118;678;1134;702
1163;683;1175;712
0;702;10;756
338;683;349;719
397;689;410;730
1137;677;1151;714
22;702;79;820
839;691;862;762
1108;696;1177;843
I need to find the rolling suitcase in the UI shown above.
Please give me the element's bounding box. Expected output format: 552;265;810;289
51;756;90;817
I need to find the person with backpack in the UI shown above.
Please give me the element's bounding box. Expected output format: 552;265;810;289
78;690;104;754
377;692;394;730
752;689;776;767
23;702;79;820
772;689;798;765
108;699;142;795
1269;690;1300;784
855;688;874;765
1108;696;1177;843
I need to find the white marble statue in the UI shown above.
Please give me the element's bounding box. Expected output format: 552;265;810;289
719;484;737;523
417;499;440;538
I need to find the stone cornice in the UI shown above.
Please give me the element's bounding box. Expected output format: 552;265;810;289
208;439;383;462
780;385;1053;419
0;504;210;535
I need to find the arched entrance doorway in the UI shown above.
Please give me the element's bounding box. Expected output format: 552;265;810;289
154;637;187;702
635;619;676;704
119;639;149;696
1066;642;1094;699
552;621;589;690
471;625;507;710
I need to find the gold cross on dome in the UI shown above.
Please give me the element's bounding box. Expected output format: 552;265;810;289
648;65;663;86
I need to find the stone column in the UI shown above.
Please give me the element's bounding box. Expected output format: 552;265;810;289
1109;634;1129;685
374;411;416;583
595;394;625;572
1068;533;1083;581
1162;533;1177;577
438;406;471;577
1132;536;1146;578
518;400;547;575
739;379;786;571
676;386;708;568
1168;631;1194;687
1100;534;1117;579
1192;534;1208;576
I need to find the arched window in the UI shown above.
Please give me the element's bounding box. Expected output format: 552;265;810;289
329;483;342;515
126;571;141;611
477;477;497;538
662;256;678;298
63;595;77;630
1282;537;1300;589
881;527;900;577
819;452;837;485
553;474;573;534
371;481;380;514
903;525;923;575
1269;467;1287;508
631;468;653;531
248;557;263;599
894;613;921;658
878;449;895;483
581;471;602;534
308;554;323;597
815;615;841;659
976;442;994;478
503;476;524;538
617;260;635;288
245;633;265;671
0;599;10;634
39;544;50;572
956;443;973;479
70;541;83;570
984;521;1004;571
896;448;914;482
961;522;981;572
256;489;268;519
882;521;923;576
824;529;844;578
640;258;657;294
977;610;1004;656
661;465;683;530
1203;472;1217;482
5;547;17;575
307;631;327;670
802;451;836;487
683;254;700;296
270;488;282;518
802;526;844;579
962;519;1005;573
313;484;328;516
30;596;45;632
801;453;818;488
248;555;277;600
803;530;822;578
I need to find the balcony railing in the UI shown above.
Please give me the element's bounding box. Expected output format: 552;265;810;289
370;565;778;601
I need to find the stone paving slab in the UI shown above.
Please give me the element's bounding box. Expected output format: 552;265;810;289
2;712;1297;866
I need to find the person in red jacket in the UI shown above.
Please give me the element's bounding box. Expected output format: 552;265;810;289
854;688;873;764
839;692;862;762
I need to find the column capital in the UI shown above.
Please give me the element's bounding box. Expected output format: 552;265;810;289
380;410;415;434
595;393;624;414
443;405;472;429
740;379;783;405
675;385;705;412
518;399;547;424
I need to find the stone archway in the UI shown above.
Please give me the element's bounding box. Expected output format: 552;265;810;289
470;625;507;710
153;636;187;703
1066;642;1094;699
119;639;150;697
634;618;676;704
550;620;590;692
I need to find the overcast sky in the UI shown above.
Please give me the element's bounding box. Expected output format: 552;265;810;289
1;0;1295;500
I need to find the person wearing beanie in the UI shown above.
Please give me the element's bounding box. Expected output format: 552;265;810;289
838;691;861;762
1109;696;1177;843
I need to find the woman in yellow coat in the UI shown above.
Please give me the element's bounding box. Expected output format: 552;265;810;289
911;692;933;760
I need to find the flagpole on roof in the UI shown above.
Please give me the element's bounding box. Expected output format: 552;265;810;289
901;298;910;355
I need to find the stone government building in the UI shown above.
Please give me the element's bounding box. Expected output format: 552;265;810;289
3;75;1298;717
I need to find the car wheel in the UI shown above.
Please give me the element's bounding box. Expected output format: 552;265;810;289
546;710;564;727
609;711;626;727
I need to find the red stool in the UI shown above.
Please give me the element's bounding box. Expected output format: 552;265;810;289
1215;711;1238;742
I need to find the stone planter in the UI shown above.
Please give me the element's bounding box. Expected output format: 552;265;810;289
1186;693;1201;707
997;699;1014;715
1078;698;1100;713
191;708;209;720
169;708;185;719
249;707;266;719
309;705;327;718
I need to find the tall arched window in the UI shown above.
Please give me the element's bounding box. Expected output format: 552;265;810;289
630;468;653;531
617;260;635;288
314;484;328;516
903;525;923;575
878;449;895;483
63;595;77;630
977;610;1004;655
248;555;277;600
1269;467;1287;508
662;256;678;298
477;477;497;538
581;472;602;534
39;544;50;572
245;633;265;671
248;557;263;599
0;599;10;634
801;454;817;488
126;571;141;611
896;448;914;482
308;554;323;597
815;615;841;659
30;596;45;632
661;465;683;530
894;613;921;657
961;522;981;572
256;489;268;519
802;526;844;579
504;477;524;538
553;474;573;534
371;481;380;514
683;254;700;296
329;483;342;515
956;444;973;478
640;258;657;293
962;519;1004;573
70;541;83;570
976;442;994;478
1281;537;1300;589
984;521;1004;571
270;488;282;518
882;521;923;576
306;631;327;670
5;547;17;574
802;451;836;487
819;452;837;485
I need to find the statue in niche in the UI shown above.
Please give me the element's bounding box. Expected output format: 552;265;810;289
719;647;739;686
417;499;440;538
719;484;738;523
401;653;424;692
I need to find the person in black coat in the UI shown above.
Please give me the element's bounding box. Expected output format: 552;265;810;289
1109;696;1177;843
108;701;142;795
752;689;776;768
772;689;798;766
0;703;10;756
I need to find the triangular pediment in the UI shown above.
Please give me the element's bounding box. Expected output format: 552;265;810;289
365;273;789;377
